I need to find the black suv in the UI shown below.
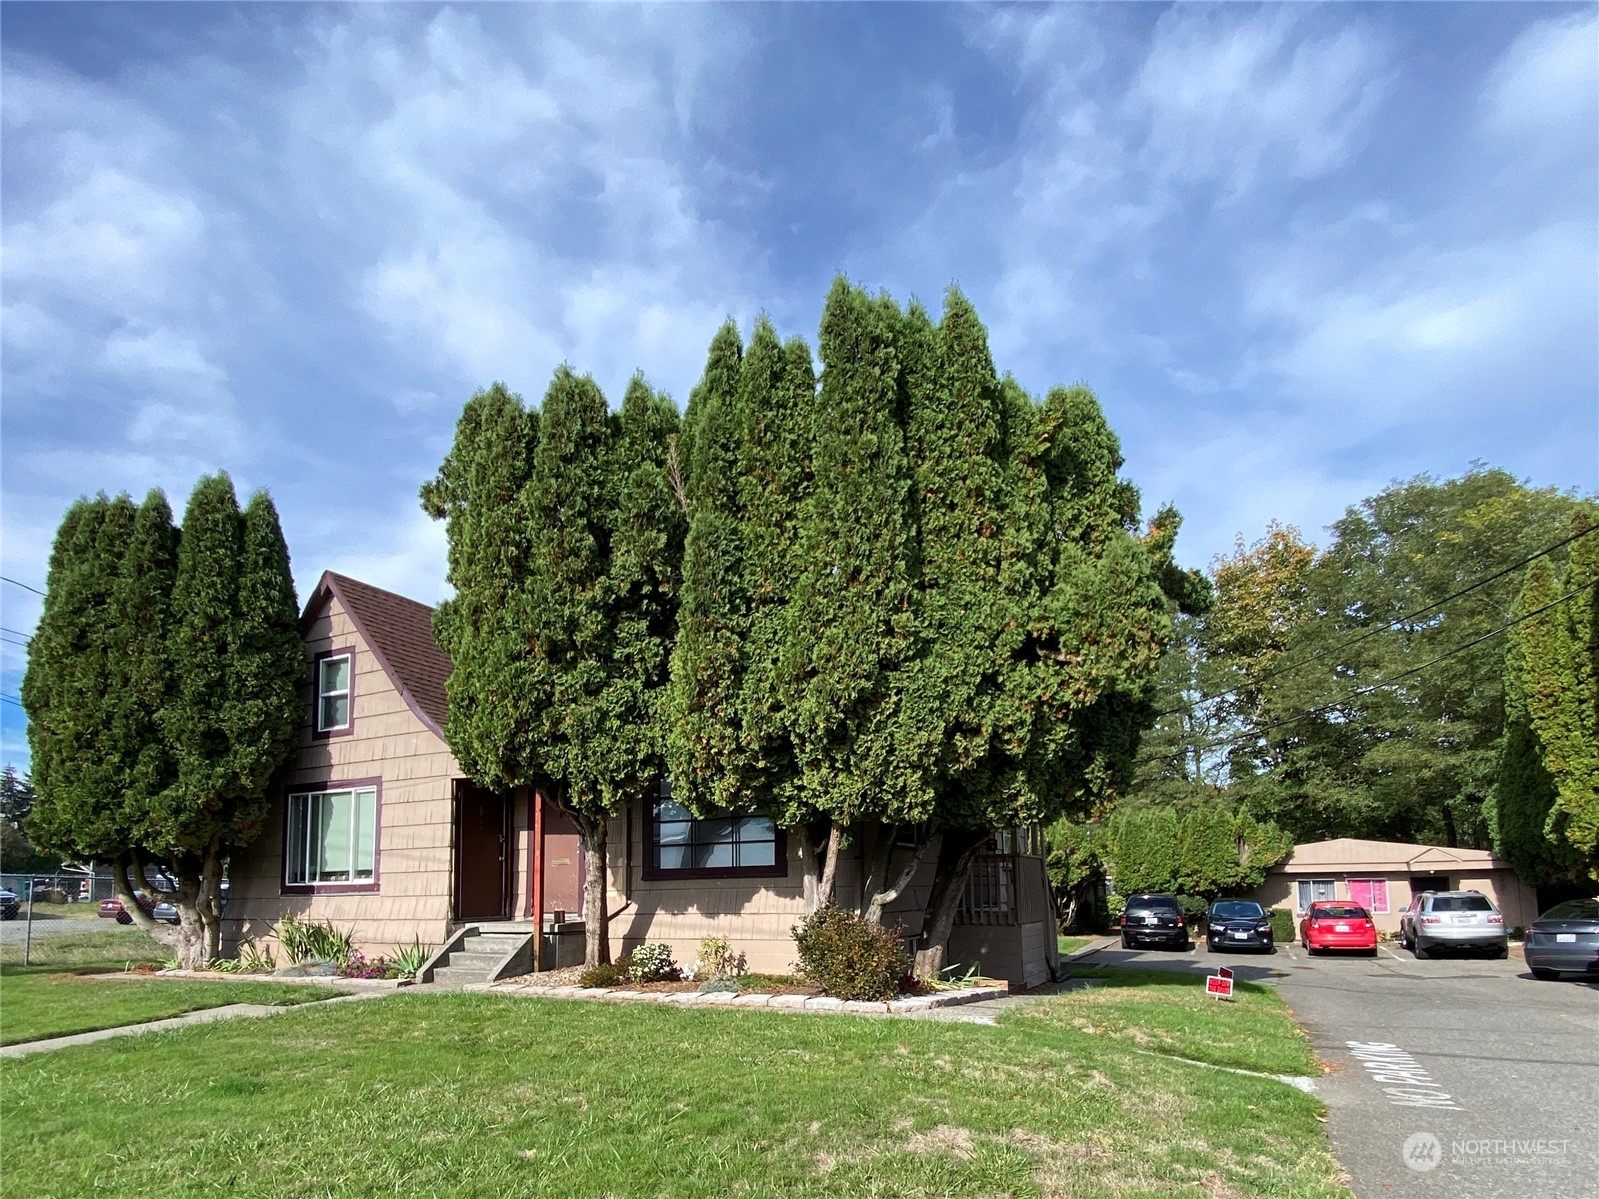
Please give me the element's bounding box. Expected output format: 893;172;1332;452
1119;893;1190;950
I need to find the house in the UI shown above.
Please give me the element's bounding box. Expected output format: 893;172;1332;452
1250;838;1541;934
222;571;1058;986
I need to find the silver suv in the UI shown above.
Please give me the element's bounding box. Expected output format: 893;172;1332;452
1400;890;1508;959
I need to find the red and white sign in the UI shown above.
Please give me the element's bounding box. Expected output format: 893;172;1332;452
1215;965;1234;980
1206;973;1235;1000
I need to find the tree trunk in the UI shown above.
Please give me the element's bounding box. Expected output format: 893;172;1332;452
913;829;987;979
858;823;894;919
112;855;186;963
797;824;818;914
577;815;611;967
817;822;843;909
864;833;934;927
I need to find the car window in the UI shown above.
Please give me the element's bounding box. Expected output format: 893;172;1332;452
1212;901;1264;919
1313;904;1367;919
1542;899;1599;921
1126;897;1176;913
1428;895;1493;912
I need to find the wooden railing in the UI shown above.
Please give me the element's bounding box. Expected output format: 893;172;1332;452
958;854;1019;926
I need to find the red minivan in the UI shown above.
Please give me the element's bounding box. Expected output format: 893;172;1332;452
1299;901;1378;955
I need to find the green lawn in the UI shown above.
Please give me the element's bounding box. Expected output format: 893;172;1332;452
1056;934;1099;956
0;962;342;1046
0;982;1348;1198
1008;966;1317;1078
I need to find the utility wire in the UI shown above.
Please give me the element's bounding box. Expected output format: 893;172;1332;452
1156;522;1598;719
0;637;31;650
0;576;45;597
1149;581;1589;769
0;627;33;642
0;695;24;709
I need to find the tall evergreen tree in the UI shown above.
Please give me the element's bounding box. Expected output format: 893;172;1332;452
157;475;301;966
421;382;541;787
23;496;137;864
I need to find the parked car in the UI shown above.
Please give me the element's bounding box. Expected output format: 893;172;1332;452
98;893;155;925
1299;901;1377;955
1207;899;1275;953
0;888;18;920
1523;898;1599;981
1119;893;1190;950
1400;890;1508;959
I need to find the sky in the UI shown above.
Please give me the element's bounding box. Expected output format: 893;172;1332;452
3;2;1596;770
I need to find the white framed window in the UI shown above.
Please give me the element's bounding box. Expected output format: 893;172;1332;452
1296;878;1337;912
1347;878;1389;913
285;786;377;887
316;654;352;732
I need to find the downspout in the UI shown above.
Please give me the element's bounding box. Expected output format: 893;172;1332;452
531;790;545;973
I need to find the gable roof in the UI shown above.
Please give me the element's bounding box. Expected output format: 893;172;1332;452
301;571;450;740
1272;837;1507;874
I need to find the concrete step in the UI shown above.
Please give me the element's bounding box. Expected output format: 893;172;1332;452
466;937;525;955
443;952;503;971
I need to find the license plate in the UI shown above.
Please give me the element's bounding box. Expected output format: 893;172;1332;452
1143;916;1159;925
1230;931;1249;939
1335;924;1350;932
1557;933;1577;943
1452;915;1477;924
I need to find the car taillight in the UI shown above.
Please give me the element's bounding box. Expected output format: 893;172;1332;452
1421;916;1441;924
1175;917;1184;927
1119;913;1127;926
1487;915;1503;924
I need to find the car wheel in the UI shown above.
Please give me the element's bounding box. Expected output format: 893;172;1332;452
1306;943;1319;956
1121;935;1132;949
1412;940;1428;960
1492;945;1508;960
115;910;132;925
1400;927;1413;951
1530;967;1559;981
1262;941;1275;955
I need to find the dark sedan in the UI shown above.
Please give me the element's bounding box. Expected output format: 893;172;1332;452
1207;899;1275;953
1524;898;1599;980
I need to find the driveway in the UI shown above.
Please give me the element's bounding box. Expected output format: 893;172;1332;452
1077;940;1599;1198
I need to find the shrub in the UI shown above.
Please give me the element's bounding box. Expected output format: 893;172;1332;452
238;940;277;975
791;906;911;1002
696;936;744;980
338;952;398;980
1176;895;1208;925
697;976;741;994
1268;908;1295;942
391;936;430;979
279;913;354;966
578;962;625;988
630;941;681;983
1106;894;1126;921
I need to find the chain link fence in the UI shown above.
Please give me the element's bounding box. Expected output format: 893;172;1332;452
0;872;165;967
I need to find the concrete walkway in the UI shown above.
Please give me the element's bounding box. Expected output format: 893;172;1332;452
0;991;385;1059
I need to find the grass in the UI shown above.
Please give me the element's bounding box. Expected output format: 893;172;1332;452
0;981;1348;1198
1007;966;1318;1078
0;961;343;1046
1057;934;1099;956
0;923;167;969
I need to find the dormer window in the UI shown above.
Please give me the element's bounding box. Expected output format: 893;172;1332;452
315;651;353;734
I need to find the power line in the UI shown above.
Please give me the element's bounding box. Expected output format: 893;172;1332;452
0;576;45;597
1149;581;1589;769
1157;522;1598;719
0;627;33;642
0;637;31;650
0;695;24;709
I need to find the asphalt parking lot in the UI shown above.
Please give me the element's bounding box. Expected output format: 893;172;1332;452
1082;940;1599;1199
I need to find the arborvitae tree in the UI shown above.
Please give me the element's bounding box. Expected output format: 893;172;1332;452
1108;806;1181;894
1513;521;1599;875
1178;805;1238;896
1489;555;1588;884
23;496;137;865
422;382;541;787
787;281;924;916
155;475;301;966
667;323;754;815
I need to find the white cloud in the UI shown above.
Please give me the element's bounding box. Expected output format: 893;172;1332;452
1481;9;1599;144
1133;7;1388;196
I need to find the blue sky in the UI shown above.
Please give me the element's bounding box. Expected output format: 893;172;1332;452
3;2;1596;769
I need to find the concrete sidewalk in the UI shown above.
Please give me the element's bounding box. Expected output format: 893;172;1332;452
0;991;384;1059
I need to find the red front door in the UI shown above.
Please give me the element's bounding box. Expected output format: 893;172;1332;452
455;782;510;921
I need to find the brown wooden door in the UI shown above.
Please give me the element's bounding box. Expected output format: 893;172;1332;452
456;782;510;921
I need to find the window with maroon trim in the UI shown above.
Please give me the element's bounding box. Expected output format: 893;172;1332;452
313;650;353;737
644;781;785;880
285;785;378;889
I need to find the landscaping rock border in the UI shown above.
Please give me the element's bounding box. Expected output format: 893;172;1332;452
148;969;413;991
477;979;1009;1015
